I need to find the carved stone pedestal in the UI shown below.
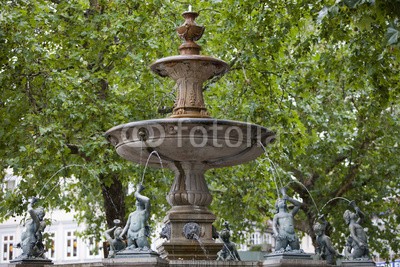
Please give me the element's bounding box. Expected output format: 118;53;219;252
340;260;376;267
158;240;222;261
114;248;160;258
9;258;53;267
157;163;223;260
169;260;261;266
263;252;327;267
103;256;169;267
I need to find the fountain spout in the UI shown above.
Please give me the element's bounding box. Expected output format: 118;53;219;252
183;222;201;240
183;222;210;259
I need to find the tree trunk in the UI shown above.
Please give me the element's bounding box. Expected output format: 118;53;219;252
100;173;126;228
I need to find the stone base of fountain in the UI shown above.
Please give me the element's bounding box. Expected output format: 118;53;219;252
339;260;376;267
114;248;160;258
169;260;261;266
103;256;169;267
263;252;328;267
8;256;376;267
158;241;223;260
157;205;222;260
9;258;53;266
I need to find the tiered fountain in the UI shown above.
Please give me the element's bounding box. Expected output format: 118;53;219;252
105;9;276;261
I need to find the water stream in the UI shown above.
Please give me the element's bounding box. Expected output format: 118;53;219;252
139;139;143;166
259;142;282;198
218;237;236;260
256;144;352;216
192;234;210;260
259;142;322;215
36;164;122;214
37;164;87;196
140;150;166;185
285;179;320;215
320;196;351;212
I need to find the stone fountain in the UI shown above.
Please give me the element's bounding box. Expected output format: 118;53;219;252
105;10;275;261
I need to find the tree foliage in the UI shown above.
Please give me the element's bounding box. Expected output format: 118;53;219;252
1;0;399;259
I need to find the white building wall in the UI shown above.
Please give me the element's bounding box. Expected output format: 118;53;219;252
0;210;102;265
300;234;314;253
236;223;315;253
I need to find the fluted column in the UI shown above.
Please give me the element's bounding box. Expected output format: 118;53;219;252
167;162;212;207
173;77;208;117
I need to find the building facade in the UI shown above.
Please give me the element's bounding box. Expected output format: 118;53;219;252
0;210;102;266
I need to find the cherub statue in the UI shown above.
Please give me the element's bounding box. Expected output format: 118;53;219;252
313;215;341;265
272;188;302;252
104;219;126;258
216;221;241;261
343;201;370;260
16;197;47;259
120;184;151;250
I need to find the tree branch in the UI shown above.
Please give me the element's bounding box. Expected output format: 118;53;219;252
333;163;361;197
66;144;91;162
24;78;39;113
324;154;348;176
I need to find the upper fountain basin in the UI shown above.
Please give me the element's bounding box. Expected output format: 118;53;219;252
105;118;275;169
150;55;229;80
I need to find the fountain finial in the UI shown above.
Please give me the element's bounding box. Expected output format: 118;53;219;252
176;8;204;55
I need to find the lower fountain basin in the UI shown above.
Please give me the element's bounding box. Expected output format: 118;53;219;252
105;118;275;168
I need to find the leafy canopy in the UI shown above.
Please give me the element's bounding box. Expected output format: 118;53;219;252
1;0;399;259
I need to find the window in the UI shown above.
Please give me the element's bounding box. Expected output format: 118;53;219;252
87;237;100;257
262;233;269;244
1;235;14;262
249;233;255;245
49;239;55;259
249;232;260;245
45;233;55;259
253;232;261;245
66;231;78;258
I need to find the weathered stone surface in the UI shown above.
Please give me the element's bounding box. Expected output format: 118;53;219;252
340;260;376;267
151;56;227;118
114;249;160;259
263;258;329;267
32;260;263;267
103;257;169;267
264;252;312;261
263;252;328;267
169;260;261;266
105;118;275;169
9;258;53;266
157;240;223;260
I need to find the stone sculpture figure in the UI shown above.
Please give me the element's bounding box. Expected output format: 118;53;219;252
160;223;171;240
272;188;302;252
120;184;151;250
216;221;241;261
104;219;126;258
343;201;370;260
313;215;341;265
16;197;47;259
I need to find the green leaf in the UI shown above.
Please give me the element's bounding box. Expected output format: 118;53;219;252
387;26;399;46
